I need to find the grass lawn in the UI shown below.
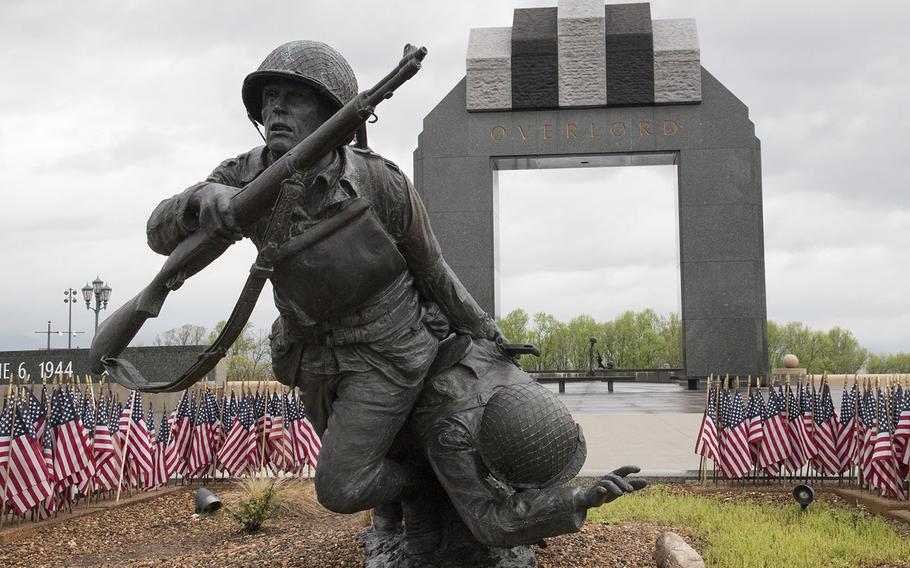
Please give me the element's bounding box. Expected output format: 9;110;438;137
589;485;910;568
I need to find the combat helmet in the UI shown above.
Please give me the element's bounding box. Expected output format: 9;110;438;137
242;40;358;124
477;382;586;490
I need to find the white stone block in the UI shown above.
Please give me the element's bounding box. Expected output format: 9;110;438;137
653;19;701;103
466;27;513;111
557;0;606;107
557;0;604;36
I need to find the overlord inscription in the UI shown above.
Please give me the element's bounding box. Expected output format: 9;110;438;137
490;119;680;141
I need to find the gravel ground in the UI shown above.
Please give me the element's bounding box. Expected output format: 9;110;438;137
0;482;679;568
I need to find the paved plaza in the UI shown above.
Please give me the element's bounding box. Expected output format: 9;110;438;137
551;382;850;476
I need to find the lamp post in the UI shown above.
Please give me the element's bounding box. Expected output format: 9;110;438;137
63;288;81;348
82;276;112;334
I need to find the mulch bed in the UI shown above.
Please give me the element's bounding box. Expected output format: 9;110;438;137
0;482;680;567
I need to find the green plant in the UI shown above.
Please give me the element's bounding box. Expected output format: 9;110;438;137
226;477;287;533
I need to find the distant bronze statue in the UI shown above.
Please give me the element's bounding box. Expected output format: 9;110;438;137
91;40;645;567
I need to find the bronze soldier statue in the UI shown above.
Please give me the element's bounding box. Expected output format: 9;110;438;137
146;41;500;515
129;40;645;566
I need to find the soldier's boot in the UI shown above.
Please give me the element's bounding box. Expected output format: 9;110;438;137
403;495;442;556
371;502;403;534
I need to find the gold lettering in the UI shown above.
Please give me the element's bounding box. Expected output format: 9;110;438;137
565;123;576;138
662;120;680;136
590;123;599;138
609;122;627;137
543;123;552;139
516;126;529;141
639;121;651;136
490;126;507;141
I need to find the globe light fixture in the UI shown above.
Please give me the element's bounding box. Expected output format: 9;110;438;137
83;275;113;334
792;484;815;512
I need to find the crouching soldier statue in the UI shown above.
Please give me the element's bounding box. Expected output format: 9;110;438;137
366;337;646;565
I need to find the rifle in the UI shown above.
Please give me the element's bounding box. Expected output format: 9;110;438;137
89;44;428;391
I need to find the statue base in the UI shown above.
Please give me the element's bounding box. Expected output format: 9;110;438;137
361;495;537;568
362;527;536;568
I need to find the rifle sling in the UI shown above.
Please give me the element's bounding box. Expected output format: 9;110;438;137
102;178;370;393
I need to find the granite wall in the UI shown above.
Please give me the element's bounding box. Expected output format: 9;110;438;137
414;67;768;378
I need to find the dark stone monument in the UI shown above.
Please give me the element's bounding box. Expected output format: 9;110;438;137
425;0;768;381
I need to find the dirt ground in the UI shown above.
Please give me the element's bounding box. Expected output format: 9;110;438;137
0;481;676;568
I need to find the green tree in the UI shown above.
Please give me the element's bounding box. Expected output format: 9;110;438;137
154;324;208;346
498;309;683;371
209;321;273;382
866;352;910;373
498;308;530;345
768;321;866;374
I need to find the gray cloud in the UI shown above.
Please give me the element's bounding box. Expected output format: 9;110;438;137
0;0;908;359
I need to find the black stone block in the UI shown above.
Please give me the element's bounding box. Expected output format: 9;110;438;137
511;7;559;109
511;7;558;54
605;3;655;105
511;54;558;109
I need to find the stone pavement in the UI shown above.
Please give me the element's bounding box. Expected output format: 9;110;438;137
541;382;707;476
544;380;852;477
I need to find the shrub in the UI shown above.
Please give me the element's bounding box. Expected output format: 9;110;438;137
226;477;287;533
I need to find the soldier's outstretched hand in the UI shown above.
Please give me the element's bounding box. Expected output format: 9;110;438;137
578;465;647;510
193;182;243;244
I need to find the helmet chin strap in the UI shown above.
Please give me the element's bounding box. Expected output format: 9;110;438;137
248;113;267;144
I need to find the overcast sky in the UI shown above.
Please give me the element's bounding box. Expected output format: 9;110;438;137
1;0;908;355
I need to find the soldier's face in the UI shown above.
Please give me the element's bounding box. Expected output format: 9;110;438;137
261;79;334;157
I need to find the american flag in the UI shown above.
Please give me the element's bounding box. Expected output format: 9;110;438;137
92;391;122;492
217;393;257;477
858;388;877;487
812;383;842;475
785;385;812;474
35;386;49;440
267;392;294;473
745;386;766;462
893;386;910;466
870;391;905;499
694;383;719;462
293;396;321;469
718;387;753;479
800;382;816;444
2;402;53;516
254;391;268;469
188;391;217;476
76;392;97;495
162;408;182;483
140;406;156;490
121;391;153;479
50;386;91;483
169;391;193;475
109;400;122;437
150;411;174;489
36;422;56;520
80;390;96;439
21;389;45;442
836;384;858;474
285;393;306;473
759;386;790;474
224;392;237;433
213;392;225;453
0;401;14;503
